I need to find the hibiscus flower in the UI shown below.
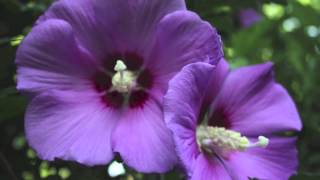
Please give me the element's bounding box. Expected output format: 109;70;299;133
16;0;223;172
164;59;302;179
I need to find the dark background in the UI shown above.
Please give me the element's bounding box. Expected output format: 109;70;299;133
0;0;319;179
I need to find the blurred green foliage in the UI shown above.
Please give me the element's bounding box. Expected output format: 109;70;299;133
0;0;319;179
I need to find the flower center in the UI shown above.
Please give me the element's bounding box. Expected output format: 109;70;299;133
196;126;269;158
93;53;154;109
111;60;137;93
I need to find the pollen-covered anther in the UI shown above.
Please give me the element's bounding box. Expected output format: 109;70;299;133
196;126;269;157
111;60;137;93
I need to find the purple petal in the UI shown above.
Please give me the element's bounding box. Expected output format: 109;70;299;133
37;0;111;59
40;0;186;59
212;62;302;135
204;58;230;104
191;155;232;180
95;0;186;55
224;137;299;180
148;10;223;93
164;63;215;173
25;90;118;166
16;19;96;95
111;100;178;173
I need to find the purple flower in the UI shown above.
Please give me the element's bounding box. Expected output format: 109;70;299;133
15;0;223;172
164;59;302;179
239;9;262;28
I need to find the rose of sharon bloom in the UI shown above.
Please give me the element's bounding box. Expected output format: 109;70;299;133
164;59;302;179
15;0;223;172
239;9;262;28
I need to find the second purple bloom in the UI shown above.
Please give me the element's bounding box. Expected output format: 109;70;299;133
164;59;302;179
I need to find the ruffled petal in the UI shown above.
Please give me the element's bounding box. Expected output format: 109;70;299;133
148;10;223;93
16;19;96;95
164;63;215;173
211;62;302;135
111;100;177;173
25;90;118;166
191;155;232;180
224;137;299;180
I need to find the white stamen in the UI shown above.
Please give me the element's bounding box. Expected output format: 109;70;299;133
111;60;136;93
107;161;126;177
114;60;127;72
246;136;269;148
259;136;269;147
196;126;269;158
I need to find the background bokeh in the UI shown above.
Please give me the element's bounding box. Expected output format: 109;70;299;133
0;0;319;179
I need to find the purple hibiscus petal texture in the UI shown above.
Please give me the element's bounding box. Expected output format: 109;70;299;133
224;137;299;180
16;0;223;172
16;19;97;96
147;10;222;76
203;58;230;105
25;90;118;166
112;100;178;173
36;0;187;60
191;155;233;180
212;62;302;136
164;60;302;179
145;10;223;99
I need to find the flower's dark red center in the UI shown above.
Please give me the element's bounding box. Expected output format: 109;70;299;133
208;108;231;129
93;52;153;109
198;104;231;129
